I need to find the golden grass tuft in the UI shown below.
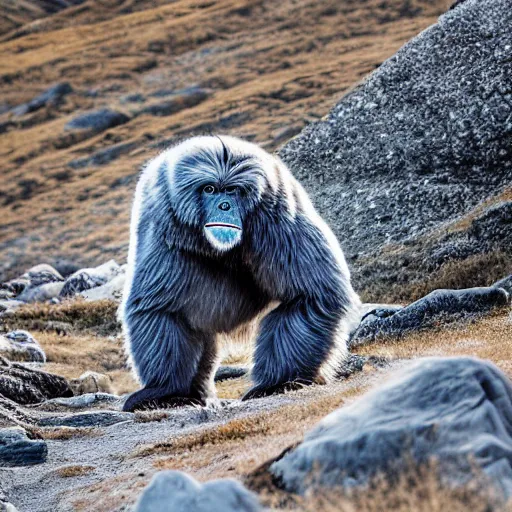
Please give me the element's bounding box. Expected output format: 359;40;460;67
29;426;100;440
134;410;169;423
55;465;96;478
9;298;120;334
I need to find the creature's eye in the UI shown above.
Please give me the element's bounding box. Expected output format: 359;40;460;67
203;185;216;194
225;186;238;195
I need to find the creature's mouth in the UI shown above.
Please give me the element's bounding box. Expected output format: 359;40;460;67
204;222;242;230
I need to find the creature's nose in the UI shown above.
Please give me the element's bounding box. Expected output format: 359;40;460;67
219;201;231;211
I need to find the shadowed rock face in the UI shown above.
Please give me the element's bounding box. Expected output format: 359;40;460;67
271;357;512;500
280;0;512;298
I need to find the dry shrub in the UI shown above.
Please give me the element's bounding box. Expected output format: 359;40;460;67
136;385;365;459
12;298;120;333
55;465;96;478
134;410;169;423
29;426;99;440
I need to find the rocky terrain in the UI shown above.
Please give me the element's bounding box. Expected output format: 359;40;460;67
0;0;512;511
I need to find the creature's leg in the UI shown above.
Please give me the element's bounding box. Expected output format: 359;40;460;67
190;336;218;401
123;310;209;411
242;297;341;400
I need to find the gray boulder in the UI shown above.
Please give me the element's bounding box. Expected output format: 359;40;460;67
279;0;512;298
0;331;46;363
272;357;512;500
11;83;73;117
60;260;122;298
1;264;63;297
134;470;262;512
80;273;125;302
0;427;47;467
38;410;132;428
16;281;64;303
64;108;129;134
0;356;72;405
494;274;512;295
351;285;509;345
137;86;210;117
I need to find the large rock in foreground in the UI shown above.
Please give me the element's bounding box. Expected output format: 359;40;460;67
271;357;512;500
280;0;512;300
134;470;262;512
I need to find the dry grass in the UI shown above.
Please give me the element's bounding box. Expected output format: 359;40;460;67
359;250;512;304
290;463;509;512
55;464;96;478
134;410;169;423
27;426;100;440
8;299;119;334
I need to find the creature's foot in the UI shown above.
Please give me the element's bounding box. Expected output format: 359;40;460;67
241;379;312;401
122;387;204;412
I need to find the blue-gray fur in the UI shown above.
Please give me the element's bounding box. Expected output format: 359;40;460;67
121;135;359;411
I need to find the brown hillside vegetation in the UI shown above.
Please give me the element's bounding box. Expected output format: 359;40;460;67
0;0;450;281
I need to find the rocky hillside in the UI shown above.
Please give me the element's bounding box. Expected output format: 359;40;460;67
280;0;512;302
0;0;449;284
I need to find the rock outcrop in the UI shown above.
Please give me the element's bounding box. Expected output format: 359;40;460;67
271;357;512;500
0;356;72;405
280;0;512;301
134;471;262;512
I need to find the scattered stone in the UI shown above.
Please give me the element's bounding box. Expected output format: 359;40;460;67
137;86;210;117
120;93;146;103
68;141;137;169
69;372;114;395
0;300;24;315
1;264;63;297
0;356;72;405
80;273;125;301
351;286;510;346
11;83;73;117
64;108;130;134
214;366;248;382
38;410;133;428
16;281;64;303
0;427;47;467
494;275;512;295
38;393;121;411
0;331;46;363
134;470;262;512
60;260;122;298
0;500;18;512
271;357;512;500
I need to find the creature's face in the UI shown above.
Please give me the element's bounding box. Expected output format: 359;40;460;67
169;136;270;253
201;184;243;250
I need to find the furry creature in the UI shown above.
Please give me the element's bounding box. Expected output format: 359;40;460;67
121;135;360;411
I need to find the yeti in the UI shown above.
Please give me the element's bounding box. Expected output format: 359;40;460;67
121;135;360;411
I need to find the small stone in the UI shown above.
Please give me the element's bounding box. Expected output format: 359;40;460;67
80;273;125;301
0;427;47;467
134;470;262;512
11;83;73;117
60;260;122;298
17;282;64;303
38;411;133;428
0;356;72;405
0;331;46;363
69;372;114;395
64;108;129;134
